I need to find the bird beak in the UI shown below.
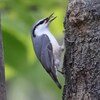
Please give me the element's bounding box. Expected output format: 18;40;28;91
45;13;57;24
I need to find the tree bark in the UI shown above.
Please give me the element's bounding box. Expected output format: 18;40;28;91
63;0;100;100
0;13;6;100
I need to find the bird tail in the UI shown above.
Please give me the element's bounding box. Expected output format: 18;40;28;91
49;72;62;89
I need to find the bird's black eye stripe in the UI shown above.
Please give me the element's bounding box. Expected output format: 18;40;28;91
38;18;49;25
39;20;44;25
32;19;46;37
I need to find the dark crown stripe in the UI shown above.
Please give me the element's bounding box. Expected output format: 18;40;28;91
32;19;45;37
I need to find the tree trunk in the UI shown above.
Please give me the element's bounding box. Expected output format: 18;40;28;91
63;0;100;100
0;13;6;100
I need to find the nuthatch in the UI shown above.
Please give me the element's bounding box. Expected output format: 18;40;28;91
32;13;64;89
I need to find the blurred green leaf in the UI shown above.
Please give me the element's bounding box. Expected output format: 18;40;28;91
3;30;27;70
1;0;67;100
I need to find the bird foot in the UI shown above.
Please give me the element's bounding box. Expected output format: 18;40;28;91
57;70;64;75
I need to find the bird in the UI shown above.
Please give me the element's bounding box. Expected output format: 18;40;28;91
31;13;64;89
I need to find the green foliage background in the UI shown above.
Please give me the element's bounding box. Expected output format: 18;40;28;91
0;0;67;100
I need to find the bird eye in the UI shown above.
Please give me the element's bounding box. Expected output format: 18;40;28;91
39;20;44;24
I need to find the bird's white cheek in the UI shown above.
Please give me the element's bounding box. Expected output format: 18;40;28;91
35;30;44;36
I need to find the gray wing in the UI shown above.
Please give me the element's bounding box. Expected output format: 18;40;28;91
40;36;55;74
32;34;61;89
32;34;55;73
32;34;43;61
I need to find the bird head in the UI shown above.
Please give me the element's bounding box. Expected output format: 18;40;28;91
32;13;57;33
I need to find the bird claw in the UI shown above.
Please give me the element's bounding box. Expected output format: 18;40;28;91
57;70;64;75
